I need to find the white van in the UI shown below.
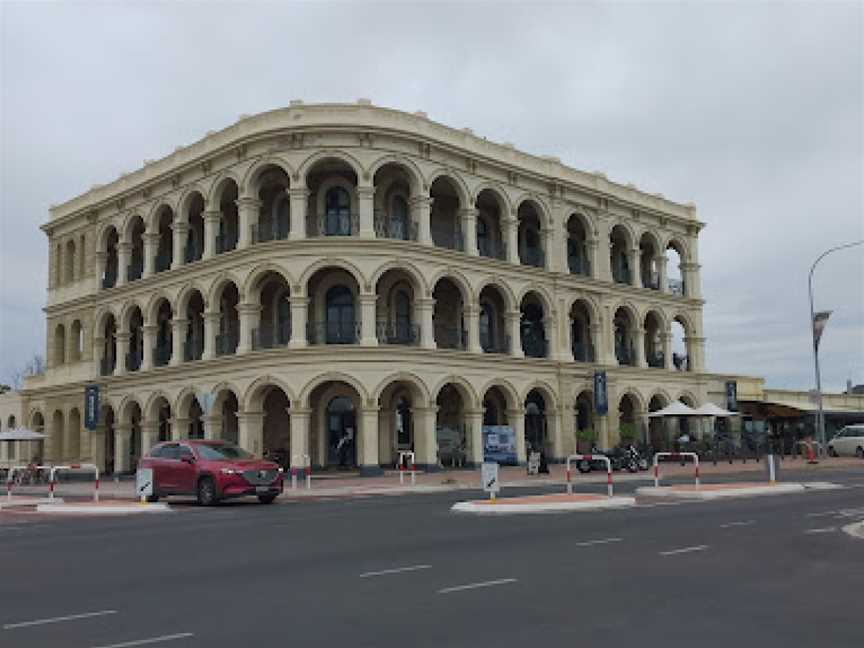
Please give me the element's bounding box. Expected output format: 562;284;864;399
827;424;864;458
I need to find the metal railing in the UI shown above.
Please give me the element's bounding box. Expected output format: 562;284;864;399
647;351;665;368
478;239;507;260
251;324;291;350
152;344;171;367
668;278;685;296
184;241;203;264
154;251;171;273
642;272;660;290
612;264;631;285
435;327;467;350
127;261;143;282
616;344;636;366
312;213;359;237
125;351;141;372
481;334;511;355
216;233;238;253
673;353;689;372
307;321;360;345
520;247;545;268
100;357;115;376
568;255;590;276
572;342;595;363
376;321;419;346
184;338;203;361
522;335;548;359
215;333;239;356
250;223;289;244
374;217;418;241
101;267;117;289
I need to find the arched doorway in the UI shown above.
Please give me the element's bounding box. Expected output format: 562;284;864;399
327;396;356;468
436;384;466;468
648;394;670;450
524;390;547;456
103;407;115;475
262;386;291;465
618;394;638;446
575;391;595;452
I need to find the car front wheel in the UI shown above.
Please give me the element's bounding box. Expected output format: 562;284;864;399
856;447;864;459
145;494;160;503
258;494;277;505
197;477;219;506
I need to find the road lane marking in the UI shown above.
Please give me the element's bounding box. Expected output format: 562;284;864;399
805;527;837;534
3;610;117;630
806;510;838;518
438;578;518;594
90;633;194;648
573;537;623;547
659;545;709;556
359;564;432;578
720;520;756;528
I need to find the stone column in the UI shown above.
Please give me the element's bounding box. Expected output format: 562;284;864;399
171;223;188;270
141;325;156;371
418;298;436;349
543;316;555;359
91;426;106;473
358;407;382;475
236;196;260;249
587;239;599;279
237;304;259;354
237;411;264;456
95;251;107;289
504;216;519;264
203;415;222;441
411;196;433;245
170;418;189;441
687;336;706;372
289;297;308;349
93;335;105;375
559;307;575;362
203;209;220;259
358;185;375;239
140;421;159;456
507;310;523;358
465;408;484;468
359;294;378;346
117;242;131;286
663;332;673;370
628;247;640;287
115;332;130;376
114;425;132;473
143;233;158;278
461;208;479;256
540;228;552;270
548;407;563;461
288;187;309;240
507;407;527;464
290;408;311;469
658;255;668;293
464;304;481;353
634;326;647;368
170;319;187;366
559;403;576;457
413;406;439;471
203;311;219;360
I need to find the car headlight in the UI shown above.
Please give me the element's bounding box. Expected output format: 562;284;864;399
220;468;242;475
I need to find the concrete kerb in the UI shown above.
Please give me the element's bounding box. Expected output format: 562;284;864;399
842;521;864;540
451;495;636;515
635;482;810;502
35;502;172;515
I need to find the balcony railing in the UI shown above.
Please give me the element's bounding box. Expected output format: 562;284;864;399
572;342;595;363
568;255;590;276
642;271;660;290
154;251;171;274
668;278;685;296
102;268;117;289
125;351;141;372
616;344;636;366
612;263;631;285
100;357;115;376
250;224;289;244
312;213;359;237
435;327;466;350
374;217;418;241
673;352;689;372
127;261;143;282
183;338;203;362
520;247;545;268
184;241;203;264
307;321;360;345
481;334;511;355
478;239;507;260
376;321;419;345
216;233;238;254
522;335;548;359
647;351;665;368
216;332;240;356
251;323;291;350
153;344;171;367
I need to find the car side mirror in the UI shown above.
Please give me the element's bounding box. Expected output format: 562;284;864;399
180;455;195;464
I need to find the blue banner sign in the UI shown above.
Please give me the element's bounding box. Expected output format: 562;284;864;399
594;371;608;416
725;381;738;412
84;384;100;430
482;425;518;465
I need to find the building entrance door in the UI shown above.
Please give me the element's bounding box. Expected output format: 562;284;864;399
327;396;356;468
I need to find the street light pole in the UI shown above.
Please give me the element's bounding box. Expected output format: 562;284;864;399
808;239;864;448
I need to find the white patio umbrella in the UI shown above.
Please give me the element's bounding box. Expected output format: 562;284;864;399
692;403;737;417
647;401;700;418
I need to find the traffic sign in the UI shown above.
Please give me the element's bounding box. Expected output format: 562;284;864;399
481;462;500;494
136;467;153;499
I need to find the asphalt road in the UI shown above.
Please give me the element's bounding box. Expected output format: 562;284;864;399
1;469;863;648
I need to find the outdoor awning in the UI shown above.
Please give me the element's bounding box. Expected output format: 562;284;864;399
648;401;699;418
0;428;47;441
692;403;737;417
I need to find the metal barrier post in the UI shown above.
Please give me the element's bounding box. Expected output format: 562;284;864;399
305;458;311;490
397;452;416;486
290;466;298;490
653;452;700;488
565;454;613;497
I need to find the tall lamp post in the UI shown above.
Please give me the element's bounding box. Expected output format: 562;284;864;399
808;240;864;447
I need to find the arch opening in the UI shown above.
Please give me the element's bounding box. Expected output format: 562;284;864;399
433;278;465;350
253;272;291;349
520;292;547;359
518;202;544;268
567;215;591;276
307;158;358;237
570;300;594;362
479;285;509;354
613;307;636;366
610;225;631;285
430;176;462;251
374;163;416;241
476;190;506;260
375;268;418;345
254;166;290;243
307;267;360;345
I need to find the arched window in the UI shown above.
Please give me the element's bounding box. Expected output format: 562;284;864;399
476;217;489;256
394;290;411;342
325;286;356;343
325;187;352;236
390;195;409;240
395;396;412;448
479;304;492;351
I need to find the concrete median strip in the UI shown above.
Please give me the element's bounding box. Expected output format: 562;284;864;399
841;521;864;540
35;502;172;515
451;494;636;514
636;482;815;502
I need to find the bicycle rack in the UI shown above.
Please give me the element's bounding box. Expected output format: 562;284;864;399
565;454;613;497
652;452;700;488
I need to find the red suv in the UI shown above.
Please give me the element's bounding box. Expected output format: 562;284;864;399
138;440;284;505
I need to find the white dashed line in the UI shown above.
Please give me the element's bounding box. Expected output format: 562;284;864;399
659;545;709;556
359;564;432;578
3;610;117;630
438;578;518;594
573;538;623;547
90;633;194;648
805;527;837;534
720;520;756;528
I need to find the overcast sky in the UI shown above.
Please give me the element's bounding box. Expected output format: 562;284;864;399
1;1;862;392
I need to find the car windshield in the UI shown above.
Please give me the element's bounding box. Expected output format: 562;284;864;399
196;444;253;461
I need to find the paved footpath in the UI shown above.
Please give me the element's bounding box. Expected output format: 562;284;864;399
0;466;862;647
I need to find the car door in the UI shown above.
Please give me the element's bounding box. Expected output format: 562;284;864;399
155;443;179;492
836;430;851;455
175;444;198;494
